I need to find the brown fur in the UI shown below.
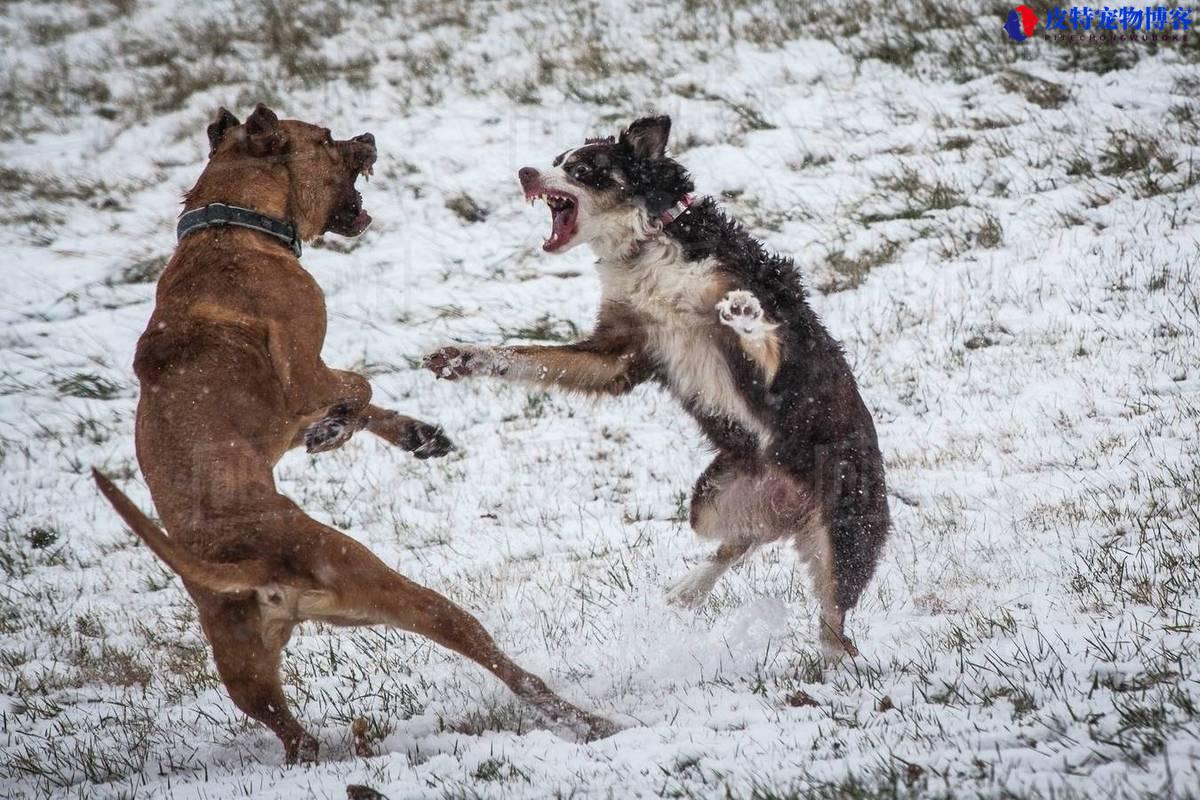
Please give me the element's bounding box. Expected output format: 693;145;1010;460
94;106;614;763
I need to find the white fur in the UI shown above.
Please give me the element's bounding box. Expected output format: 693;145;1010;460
599;247;774;448
664;560;730;606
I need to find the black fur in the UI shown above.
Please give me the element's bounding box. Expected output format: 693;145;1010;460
559;132;694;219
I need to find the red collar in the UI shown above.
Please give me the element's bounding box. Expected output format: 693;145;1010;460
659;193;695;226
626;194;698;259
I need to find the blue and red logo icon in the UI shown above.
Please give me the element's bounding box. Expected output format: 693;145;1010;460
1004;5;1040;40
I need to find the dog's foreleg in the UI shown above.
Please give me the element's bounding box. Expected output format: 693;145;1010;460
360;405;454;458
425;342;644;396
268;320;372;418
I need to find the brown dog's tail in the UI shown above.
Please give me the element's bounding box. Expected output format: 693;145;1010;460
91;468;270;594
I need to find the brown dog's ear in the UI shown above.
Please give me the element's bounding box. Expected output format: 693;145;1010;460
620;116;671;161
206;107;240;156
242;103;286;157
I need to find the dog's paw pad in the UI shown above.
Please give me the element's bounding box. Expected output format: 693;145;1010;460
423;347;476;380
717;290;766;336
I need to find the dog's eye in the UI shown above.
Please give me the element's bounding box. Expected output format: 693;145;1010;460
323;130;334;145
568;162;592;180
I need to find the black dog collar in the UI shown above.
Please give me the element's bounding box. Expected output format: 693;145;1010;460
177;203;302;258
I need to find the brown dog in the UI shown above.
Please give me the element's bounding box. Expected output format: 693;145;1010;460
93;104;615;763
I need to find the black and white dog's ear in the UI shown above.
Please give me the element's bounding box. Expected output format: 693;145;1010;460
620;116;671;161
206;107;241;156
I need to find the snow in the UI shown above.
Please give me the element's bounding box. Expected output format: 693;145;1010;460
1;1;1198;798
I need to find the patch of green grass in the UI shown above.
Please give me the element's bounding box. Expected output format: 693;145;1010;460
471;757;529;783
941;135;972;152
445;192;489;224
997;70;1069;109
1098;130;1162;177
27;526;59;550
113;254;167;284
860;167;964;224
975;213;1003;248
52;372;122;400
821;240;901;293
504;313;579;342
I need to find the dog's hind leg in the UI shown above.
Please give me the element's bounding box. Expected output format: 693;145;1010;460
200;601;318;763
793;514;859;662
665;454;758;607
665;538;753;607
809;449;890;663
296;530;619;741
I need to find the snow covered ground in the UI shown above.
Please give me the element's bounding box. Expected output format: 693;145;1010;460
1;1;1198;797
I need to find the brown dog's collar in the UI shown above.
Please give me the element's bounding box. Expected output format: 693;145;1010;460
177;203;302;258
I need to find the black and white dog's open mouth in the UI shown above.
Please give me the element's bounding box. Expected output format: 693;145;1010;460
526;188;578;251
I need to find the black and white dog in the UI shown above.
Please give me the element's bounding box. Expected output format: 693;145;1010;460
426;116;889;657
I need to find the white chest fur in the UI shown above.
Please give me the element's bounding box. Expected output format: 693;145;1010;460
598;245;771;447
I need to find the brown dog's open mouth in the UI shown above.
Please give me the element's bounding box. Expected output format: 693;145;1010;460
526;188;578;252
328;146;376;237
328;173;371;237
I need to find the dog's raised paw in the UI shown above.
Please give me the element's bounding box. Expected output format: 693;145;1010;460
423;346;476;380
405;420;454;459
716;290;768;336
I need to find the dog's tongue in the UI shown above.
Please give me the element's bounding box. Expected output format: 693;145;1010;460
545;206;575;251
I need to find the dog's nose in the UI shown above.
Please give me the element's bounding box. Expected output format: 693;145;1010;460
354;133;375;147
518;167;539;189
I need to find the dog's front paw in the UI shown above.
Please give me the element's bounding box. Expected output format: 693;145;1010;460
716;290;768;336
403;419;454;459
424;346;478;380
304;403;360;454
